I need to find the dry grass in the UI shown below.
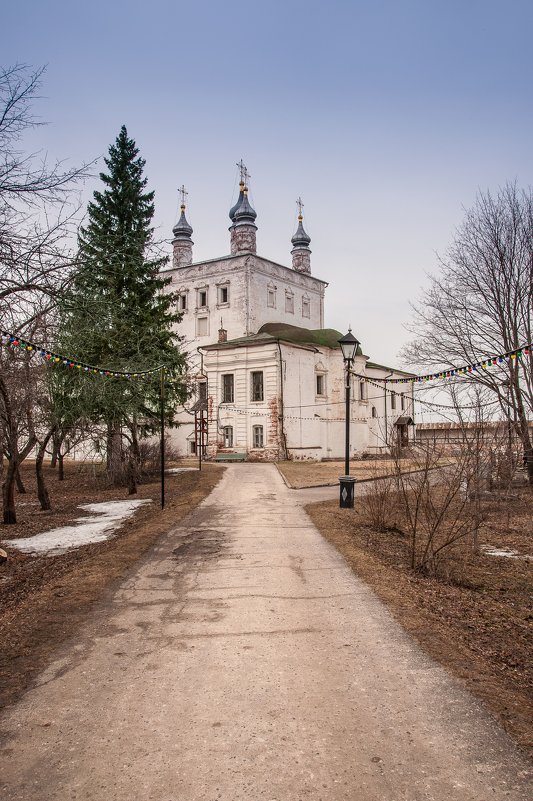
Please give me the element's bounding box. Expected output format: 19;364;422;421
306;485;533;756
277;458;424;488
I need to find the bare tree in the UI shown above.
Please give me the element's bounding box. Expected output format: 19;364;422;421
0;64;91;329
0;64;91;522
0;344;39;522
403;183;533;483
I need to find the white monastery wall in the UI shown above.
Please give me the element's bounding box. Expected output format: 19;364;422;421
204;342;280;459
247;260;325;333
162;254;326;362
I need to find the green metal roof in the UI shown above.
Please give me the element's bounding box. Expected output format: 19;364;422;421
258;323;363;353
202;324;412;375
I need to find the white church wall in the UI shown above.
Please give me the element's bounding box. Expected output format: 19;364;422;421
203;342;281;459
279;344;323;460
162;254;327;357
162;255;251;351
248;260;326;332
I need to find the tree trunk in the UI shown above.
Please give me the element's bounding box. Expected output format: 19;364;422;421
36;430;54;511
50;435;59;468
2;459;18;524
126;418;141;495
58;454;64;481
126;457;137;495
107;420;123;485
15;467;26;494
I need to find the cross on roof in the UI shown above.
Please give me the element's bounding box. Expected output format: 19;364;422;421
236;159;250;185
178;184;188;206
296;197;304;217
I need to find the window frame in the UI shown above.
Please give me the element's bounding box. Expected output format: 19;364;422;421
285;290;294;314
222;425;233;448
252;425;264;448
217;284;230;306
251;371;264;402
221;374;234;404
197;316;208;337
197;288;208;309
316;373;325;397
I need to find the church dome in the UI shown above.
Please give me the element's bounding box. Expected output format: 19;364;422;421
291;217;311;248
172;205;193;240
229;182;245;221
233;189;257;226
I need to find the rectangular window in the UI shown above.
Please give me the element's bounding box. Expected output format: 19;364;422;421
252;425;264;448
197;317;208;336
302;297;310;318
401;393;405;410
222;374;234;403
391;392;396;410
285;293;294;314
267;289;276;307
251;371;264;402
223;426;233;448
218;285;229;305
316;374;325;396
178;292;187;311
198;289;207;308
359;380;366;401
189;441;197;455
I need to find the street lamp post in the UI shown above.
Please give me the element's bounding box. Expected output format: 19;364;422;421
338;329;360;508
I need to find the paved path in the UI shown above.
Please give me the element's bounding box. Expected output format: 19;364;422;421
1;464;530;800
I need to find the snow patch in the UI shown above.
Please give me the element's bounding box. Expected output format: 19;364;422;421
165;467;198;474
3;499;152;557
480;545;531;560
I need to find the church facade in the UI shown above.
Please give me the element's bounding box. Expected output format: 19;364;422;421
162;174;414;460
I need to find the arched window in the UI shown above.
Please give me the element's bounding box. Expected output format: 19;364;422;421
371;406;377;418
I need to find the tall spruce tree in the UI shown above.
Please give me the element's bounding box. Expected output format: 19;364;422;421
60;126;185;485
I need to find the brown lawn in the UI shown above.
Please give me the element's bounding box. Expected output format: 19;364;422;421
306;481;533;757
276;458;417;488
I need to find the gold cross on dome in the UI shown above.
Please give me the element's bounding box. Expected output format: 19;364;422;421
178;184;188;206
296;197;304;217
236;160;251;185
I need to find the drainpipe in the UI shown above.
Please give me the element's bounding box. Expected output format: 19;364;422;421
276;340;288;459
196;347;208;467
384;371;392;448
245;256;251;335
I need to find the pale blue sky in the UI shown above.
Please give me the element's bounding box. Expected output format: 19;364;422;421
4;0;533;366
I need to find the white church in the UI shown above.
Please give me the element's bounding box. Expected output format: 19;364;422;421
162;168;414;461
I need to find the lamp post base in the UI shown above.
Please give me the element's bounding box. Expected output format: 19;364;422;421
339;476;356;508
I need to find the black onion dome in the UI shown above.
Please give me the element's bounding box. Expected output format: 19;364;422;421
172;206;193;239
233;190;257;224
229;182;245;221
291;217;311;248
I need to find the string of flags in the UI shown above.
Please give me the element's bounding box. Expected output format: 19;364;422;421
0;330;162;379
364;343;532;385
